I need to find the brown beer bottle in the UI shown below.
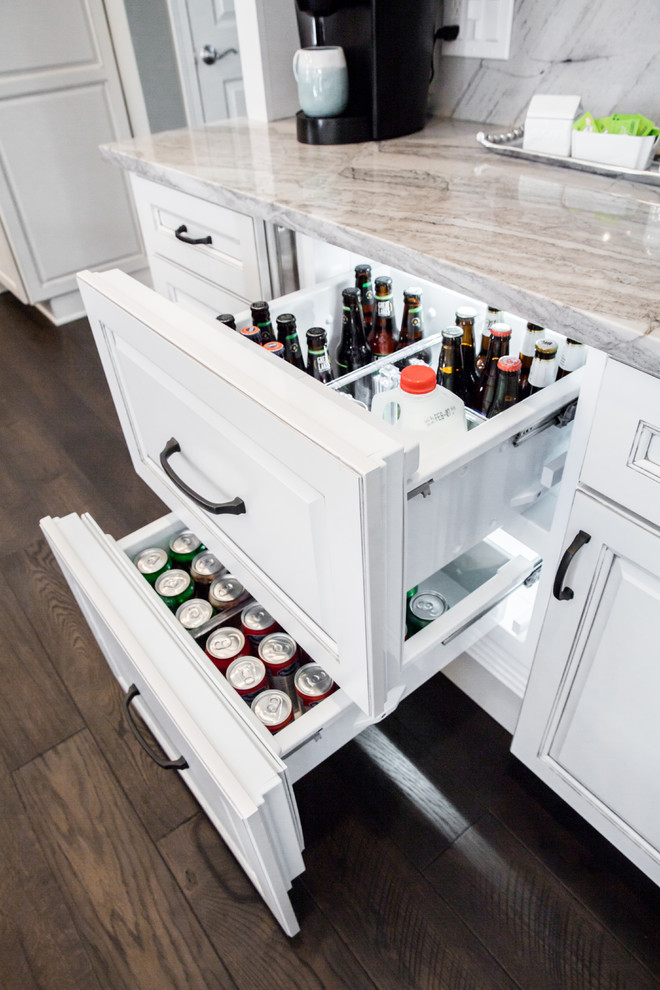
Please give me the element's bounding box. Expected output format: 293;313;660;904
518;322;544;399
437;326;470;403
528;339;558;394
397;287;431;364
556;338;586;379
250;301;276;344
476;305;501;377
305;327;334;384
487;356;521;417
275;313;305;370
216;313;236;329
475;322;511;416
355;264;375;336
368;276;398;356
336;287;373;402
455;307;479;402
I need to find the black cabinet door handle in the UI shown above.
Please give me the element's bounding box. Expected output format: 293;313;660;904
553;530;591;601
159;437;246;515
123;685;189;770
174;223;212;245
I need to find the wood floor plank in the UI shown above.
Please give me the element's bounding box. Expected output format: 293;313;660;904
424;813;660;990
16;730;238;990
159;811;378;990
0;762;102;990
2;537;199;841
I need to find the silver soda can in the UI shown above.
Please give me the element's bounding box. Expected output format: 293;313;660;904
294;663;336;711
240;602;279;653
407;590;448;635
258;632;300;709
205;626;249;673
176;598;214;631
251;690;294;733
190;551;226;592
208;574;250;611
226;657;268;705
134;546;171;585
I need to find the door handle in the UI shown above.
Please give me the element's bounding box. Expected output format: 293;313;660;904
174;224;212;246
198;44;237;65
553;530;591;600
159;437;246;515
123;685;189;770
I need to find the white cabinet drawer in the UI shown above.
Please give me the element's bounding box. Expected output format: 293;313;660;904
149;255;254;319
130;174;266;303
580;360;660;527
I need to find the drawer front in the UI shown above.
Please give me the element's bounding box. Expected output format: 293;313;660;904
130;174;266;301
580;360;660;527
150;255;253;319
41;511;305;936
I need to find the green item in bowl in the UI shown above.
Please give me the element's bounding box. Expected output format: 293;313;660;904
573;111;659;136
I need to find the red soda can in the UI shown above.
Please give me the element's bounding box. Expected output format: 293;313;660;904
205;626;249;673
258;632;300;709
251;690;294;733
294;663;337;711
226;656;268;705
240;602;279;654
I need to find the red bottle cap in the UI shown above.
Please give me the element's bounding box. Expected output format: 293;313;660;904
497;356;522;372
400;365;436;395
490;322;512;338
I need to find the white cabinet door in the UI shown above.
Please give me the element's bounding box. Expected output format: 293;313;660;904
41;512;305;936
77;269;406;719
513;490;660;883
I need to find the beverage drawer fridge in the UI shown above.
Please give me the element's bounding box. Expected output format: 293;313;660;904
41;264;581;934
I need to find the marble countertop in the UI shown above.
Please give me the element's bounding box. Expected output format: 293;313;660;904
102;117;660;376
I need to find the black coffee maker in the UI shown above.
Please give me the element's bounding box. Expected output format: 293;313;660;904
295;0;437;145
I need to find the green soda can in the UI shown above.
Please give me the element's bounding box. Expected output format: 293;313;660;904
407;590;448;636
154;568;195;610
168;531;205;569
133;546;171;585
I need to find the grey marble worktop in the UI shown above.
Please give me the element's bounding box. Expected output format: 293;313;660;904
102;117;660;376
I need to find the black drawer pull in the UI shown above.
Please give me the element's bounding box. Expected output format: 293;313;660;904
160;437;246;515
123;685;188;770
553;530;591;600
174;223;212;245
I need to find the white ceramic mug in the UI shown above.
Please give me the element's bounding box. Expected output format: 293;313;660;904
292;46;349;118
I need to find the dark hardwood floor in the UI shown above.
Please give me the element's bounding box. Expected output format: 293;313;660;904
1;290;659;990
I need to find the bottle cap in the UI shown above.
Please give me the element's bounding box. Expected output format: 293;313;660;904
342;286;360;302
490;322;512;338
400;365;436;395
404;286;423;298
534;338;558;357
240;325;261;338
455;307;477;320
306;326;327;342
498;356;522;372
442;326;463;340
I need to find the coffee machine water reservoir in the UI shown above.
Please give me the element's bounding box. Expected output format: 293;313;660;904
294;0;437;144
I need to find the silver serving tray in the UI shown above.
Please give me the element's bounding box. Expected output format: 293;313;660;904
476;126;660;188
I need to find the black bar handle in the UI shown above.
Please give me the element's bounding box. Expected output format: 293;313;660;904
123;685;188;770
553;530;591;601
174;223;212;246
159;437;246;515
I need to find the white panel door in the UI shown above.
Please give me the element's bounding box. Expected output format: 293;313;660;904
513;490;660;883
0;0;143;303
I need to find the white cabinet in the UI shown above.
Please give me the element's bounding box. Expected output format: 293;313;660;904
513;361;660;885
42;260;581;932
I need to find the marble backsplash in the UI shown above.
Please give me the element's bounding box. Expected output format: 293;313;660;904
429;0;660;129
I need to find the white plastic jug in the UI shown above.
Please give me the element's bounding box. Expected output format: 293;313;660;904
370;364;467;441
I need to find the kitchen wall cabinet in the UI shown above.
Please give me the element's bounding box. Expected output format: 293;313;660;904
513;361;660;885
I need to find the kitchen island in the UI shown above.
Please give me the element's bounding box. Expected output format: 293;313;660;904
100;115;660;376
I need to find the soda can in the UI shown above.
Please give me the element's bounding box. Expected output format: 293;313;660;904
176;598;215;631
241;602;279;653
258;632;300;709
190;550;226;595
251;690;294;733
155;568;195;610
226;656;268;705
133;546;171;585
208;574;250;611
205;626;249;673
407;590;448;635
169;531;205;569
294;663;336;711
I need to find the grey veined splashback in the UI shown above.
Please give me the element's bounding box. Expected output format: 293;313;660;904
429;0;660;128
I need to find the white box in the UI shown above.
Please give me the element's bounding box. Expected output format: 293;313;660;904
571;129;658;170
522;94;582;157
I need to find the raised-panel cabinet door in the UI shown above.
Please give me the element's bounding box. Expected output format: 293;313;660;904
513;490;660;883
0;0;143;304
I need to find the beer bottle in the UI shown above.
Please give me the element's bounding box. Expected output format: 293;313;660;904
368;276;398;356
476;305;501;377
306;327;334;384
475;322;511;416
355;264;375;336
250;301;276;344
437;326;470;403
528;339;558;394
239;325;262;345
487;356;522;417
263;340;284;358
216;313;236;329
455;306;479;401
275;313;305;370
336;287;373;400
397;287;431;364
518;322;545;400
557;338;586;379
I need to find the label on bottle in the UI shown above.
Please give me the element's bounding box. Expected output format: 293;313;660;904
315;353;331;373
424;406;458;428
377;299;393;316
